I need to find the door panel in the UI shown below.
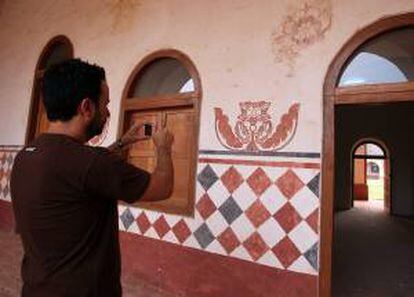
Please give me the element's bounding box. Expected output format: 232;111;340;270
125;107;196;215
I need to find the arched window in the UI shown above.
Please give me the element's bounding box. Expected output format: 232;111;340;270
119;50;201;216
339;27;414;86
26;36;74;143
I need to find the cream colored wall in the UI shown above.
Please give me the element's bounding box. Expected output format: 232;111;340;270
0;0;413;151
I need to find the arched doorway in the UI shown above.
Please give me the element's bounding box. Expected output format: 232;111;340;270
26;36;74;143
351;140;390;211
320;13;414;296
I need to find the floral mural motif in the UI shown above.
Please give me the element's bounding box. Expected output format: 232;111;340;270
214;101;300;152
272;0;332;72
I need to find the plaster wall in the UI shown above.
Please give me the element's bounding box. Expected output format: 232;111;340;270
0;0;411;147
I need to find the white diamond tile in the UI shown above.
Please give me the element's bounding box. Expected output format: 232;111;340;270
210;164;231;177
183;235;201;249
257;217;285;247
128;207;142;219
231;245;251;262
232;183;256;211
205;239;227;256
127;222;140;234
145;211;161;224
196;163;206;174
294;168;320;184
163;230;179;244
235;165;260;180
184;215;202;232
118;218;126;231
290;187;319;219
289;221;318;253
288;255;318;275
261;167;286;181
231;213;255;242
205;211;228;236
117;204;127;215
164;214;181;226
260;185;288;214
195;182;205;202
144;226;160;239
207;180;230;207
257;250;284;270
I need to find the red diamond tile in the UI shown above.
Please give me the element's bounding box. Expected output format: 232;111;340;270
221;166;244;193
243;232;269;261
272;237;301;268
245;200;271;228
196;193;217;220
4;169;10;180
153;216;171;238
172;219;191;243
275;170;304;199
273;203;302;233
136;212;151;234
247;168;271;197
0;169;3;181
218;227;240;254
306;209;319;234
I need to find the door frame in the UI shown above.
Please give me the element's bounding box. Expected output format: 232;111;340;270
25;35;74;144
351;139;390;210
320;13;414;297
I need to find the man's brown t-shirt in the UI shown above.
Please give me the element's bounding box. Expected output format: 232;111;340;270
10;134;150;297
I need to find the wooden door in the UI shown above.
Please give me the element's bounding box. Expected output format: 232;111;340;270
126;108;196;214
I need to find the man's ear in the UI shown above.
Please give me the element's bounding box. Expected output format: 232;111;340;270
78;98;95;120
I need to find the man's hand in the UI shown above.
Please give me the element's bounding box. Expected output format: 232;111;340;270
120;123;150;147
108;123;151;153
152;127;174;152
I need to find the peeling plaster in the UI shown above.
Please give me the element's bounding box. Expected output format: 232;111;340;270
271;0;332;75
105;0;142;34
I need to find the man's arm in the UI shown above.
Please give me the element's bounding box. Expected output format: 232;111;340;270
139;143;173;202
107;122;174;202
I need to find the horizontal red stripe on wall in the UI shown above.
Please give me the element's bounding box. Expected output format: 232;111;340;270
198;157;321;169
120;231;317;297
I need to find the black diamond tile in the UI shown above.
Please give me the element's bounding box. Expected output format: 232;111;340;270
307;173;320;198
2;185;9;199
194;223;214;249
304;242;318;271
218;196;243;225
6;154;13;166
120;208;134;230
197;164;219;191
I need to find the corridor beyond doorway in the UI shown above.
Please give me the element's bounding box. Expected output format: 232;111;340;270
332;201;414;297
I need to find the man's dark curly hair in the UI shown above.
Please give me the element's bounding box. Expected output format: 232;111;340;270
42;58;106;121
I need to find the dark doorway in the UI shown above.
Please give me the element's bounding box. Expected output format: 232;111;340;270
332;102;414;297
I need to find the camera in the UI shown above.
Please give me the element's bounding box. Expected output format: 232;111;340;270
143;123;153;137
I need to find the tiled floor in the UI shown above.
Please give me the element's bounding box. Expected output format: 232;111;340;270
332;201;414;297
0;230;173;297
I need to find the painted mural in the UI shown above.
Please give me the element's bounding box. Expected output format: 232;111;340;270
272;0;332;73
214;101;299;152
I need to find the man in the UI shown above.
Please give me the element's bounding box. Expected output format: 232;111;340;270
10;59;174;297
